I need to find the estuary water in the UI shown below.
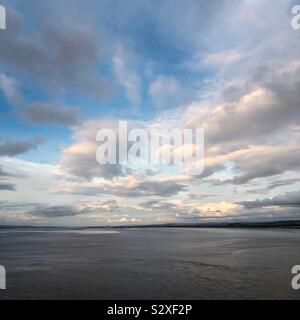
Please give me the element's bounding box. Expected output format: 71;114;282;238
0;228;299;300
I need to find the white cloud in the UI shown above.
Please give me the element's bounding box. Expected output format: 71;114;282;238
202;49;248;67
113;46;141;108
149;75;196;109
0;73;21;106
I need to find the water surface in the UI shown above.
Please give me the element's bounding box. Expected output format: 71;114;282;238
0;228;299;300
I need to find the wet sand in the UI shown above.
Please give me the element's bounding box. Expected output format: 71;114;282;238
0;228;299;300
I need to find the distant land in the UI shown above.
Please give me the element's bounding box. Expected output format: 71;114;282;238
113;220;300;229
1;220;300;230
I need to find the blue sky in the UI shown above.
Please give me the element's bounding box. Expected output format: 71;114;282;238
1;0;300;226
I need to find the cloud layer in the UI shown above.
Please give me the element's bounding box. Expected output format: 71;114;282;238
0;138;44;157
1;1;300;225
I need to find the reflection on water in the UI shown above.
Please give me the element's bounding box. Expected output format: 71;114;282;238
0;229;119;235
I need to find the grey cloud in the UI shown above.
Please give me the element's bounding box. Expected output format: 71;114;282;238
0;201;38;210
140;200;177;211
225;168;282;186
139;199;218;217
127;180;186;197
62;156;127;180
59;179;186;198
29;205;83;218
0;166;16;191
213;148;300;186
265;178;300;191
239;190;300;209
0;182;16;191
196;164;225;180
25;103;80;126
243;178;300;196
0;166;12;177
0;137;44;157
189;193;219;200
0;6;108;99
28;200;121;218
245;178;300;194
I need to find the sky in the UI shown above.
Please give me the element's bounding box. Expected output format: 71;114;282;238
1;0;300;226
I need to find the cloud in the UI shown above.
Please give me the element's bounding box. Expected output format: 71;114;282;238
0;182;15;191
0;165;20;192
29;205;87;218
198;143;300;186
265;178;300;191
60;56;300;185
28;200;121;218
0;137;44;157
222;145;300;185
239;190;300;209
186;83;300;146
126;179;186;197
113;46;141;108
2;0;300;225
0;166;12;177
0;201;37;211
25;102;80;126
110;178;187;197
173;59;300;184
146;0;225;50
149;75;195;109
0;73;80;127
54;176;188;198
202;49;248;68
0;6;108;99
181;50;300;148
139;198;241;219
60;119;135;180
189;193;219;200
0;73;21;106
